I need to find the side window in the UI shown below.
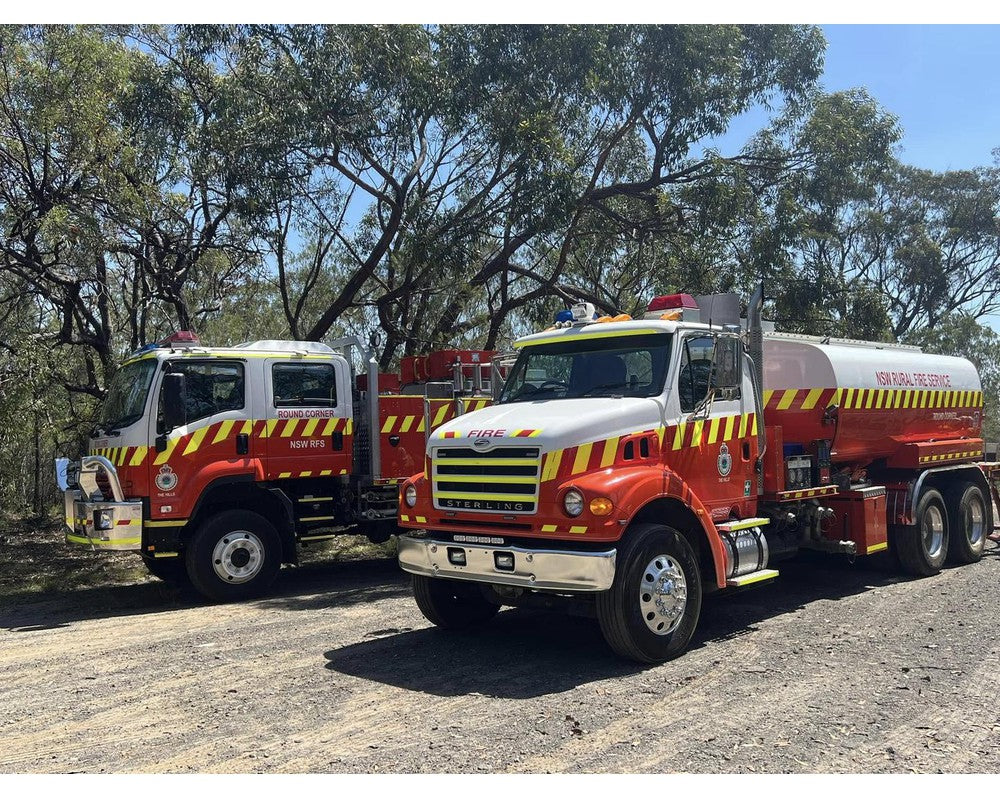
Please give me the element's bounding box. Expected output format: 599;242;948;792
273;363;337;407
678;336;715;412
160;361;245;429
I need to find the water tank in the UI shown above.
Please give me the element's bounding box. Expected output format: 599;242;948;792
762;335;982;467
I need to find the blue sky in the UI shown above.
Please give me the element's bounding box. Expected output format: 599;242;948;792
710;24;1000;172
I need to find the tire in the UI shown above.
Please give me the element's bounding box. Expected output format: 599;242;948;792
412;575;500;629
142;555;189;584
596;522;702;664
896;488;949;577
185;510;281;602
945;481;989;564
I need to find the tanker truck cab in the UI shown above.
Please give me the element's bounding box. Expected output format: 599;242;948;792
399;290;995;664
398;295;769;663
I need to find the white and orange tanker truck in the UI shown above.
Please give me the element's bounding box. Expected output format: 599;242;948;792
396;289;999;663
56;334;500;601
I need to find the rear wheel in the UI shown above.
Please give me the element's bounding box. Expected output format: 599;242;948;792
185;510;281;602
412;575;500;629
596;523;702;664
896;488;949;577
945;481;988;564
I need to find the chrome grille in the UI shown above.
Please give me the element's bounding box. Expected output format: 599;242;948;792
432;446;541;514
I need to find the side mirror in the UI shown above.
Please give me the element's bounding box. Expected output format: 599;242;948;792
714;337;742;391
162;372;188;432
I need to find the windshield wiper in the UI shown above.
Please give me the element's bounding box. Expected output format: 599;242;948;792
578;382;630;397
97;413;141;434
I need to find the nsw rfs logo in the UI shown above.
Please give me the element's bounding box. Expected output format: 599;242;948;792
717;443;733;478
155;465;178;492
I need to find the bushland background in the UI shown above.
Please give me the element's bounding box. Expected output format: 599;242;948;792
2;24;999;518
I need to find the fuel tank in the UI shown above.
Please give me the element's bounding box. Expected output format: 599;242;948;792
762;335;983;467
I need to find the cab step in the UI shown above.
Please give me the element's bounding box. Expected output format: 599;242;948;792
715;517;770;533
726;568;779;588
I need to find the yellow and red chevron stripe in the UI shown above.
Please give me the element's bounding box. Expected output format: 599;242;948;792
93;417;355;468
536;413;758;483
762;387;983;412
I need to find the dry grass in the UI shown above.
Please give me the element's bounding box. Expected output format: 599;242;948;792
0;514;397;603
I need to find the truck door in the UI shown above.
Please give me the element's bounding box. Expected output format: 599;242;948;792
263;357;353;480
669;333;757;520
147;358;252;521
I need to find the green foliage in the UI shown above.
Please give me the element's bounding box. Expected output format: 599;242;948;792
904;314;1000;444
1;24;998;513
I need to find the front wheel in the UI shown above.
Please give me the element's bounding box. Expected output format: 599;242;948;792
412;575;500;629
185;510;282;602
895;488;949;577
142;555;189;584
596;523;702;664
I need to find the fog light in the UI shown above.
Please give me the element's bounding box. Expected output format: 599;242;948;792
404;484;417;507
95;510;113;531
447;548;466;566
589;497;614;516
494;552;515;571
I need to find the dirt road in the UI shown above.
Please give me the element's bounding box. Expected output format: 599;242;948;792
2;543;999;774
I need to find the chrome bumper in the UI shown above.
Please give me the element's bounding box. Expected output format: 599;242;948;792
397;535;617;592
64;493;144;550
57;456;143;551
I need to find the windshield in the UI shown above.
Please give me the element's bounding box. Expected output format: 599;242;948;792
500;332;673;403
98;358;157;431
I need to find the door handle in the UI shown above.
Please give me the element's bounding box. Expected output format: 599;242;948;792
332;431;344;451
236;433;249;455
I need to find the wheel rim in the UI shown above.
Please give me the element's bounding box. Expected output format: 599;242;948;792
639;554;688;636
965;494;986;547
922;504;945;559
212;530;265;584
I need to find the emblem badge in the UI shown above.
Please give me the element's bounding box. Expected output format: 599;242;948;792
718;443;733;477
473;438;491;449
155;465;178;492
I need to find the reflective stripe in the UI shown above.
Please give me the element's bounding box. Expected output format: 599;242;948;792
183;426;209;456
601;436;619;467
801;388;824;410
572;443;592;474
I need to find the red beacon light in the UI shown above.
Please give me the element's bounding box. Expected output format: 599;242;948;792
647;293;698;313
645;293;701;322
159;330;200;347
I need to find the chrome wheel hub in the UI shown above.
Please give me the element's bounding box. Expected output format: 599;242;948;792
639;554;687;636
922;505;945;559
212;530;265;583
966;496;985;547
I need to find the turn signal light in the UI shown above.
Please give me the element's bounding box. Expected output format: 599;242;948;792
589;497;614;516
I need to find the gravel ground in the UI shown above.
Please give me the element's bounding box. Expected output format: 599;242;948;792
1;536;999;774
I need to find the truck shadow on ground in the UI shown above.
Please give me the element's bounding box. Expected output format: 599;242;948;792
321;552;934;699
0;556;408;632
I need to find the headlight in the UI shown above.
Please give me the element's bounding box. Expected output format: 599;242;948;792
563;488;584;517
404;484;417;508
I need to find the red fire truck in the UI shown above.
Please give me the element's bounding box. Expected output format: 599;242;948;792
56;334;499;601
397;289;999;663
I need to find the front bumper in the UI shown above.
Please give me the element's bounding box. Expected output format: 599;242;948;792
397;534;616;592
63;492;144;551
58;455;143;551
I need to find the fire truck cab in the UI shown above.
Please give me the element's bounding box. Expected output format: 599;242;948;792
57;332;499;601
